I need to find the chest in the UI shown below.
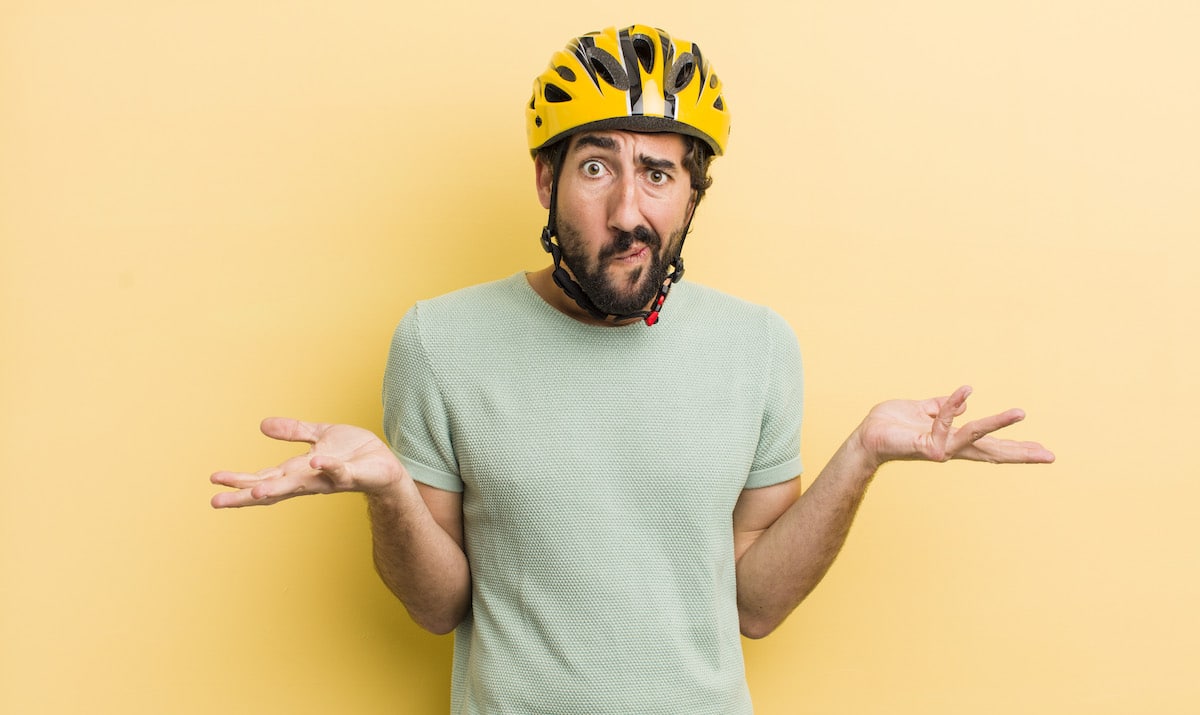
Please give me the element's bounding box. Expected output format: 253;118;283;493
442;344;768;546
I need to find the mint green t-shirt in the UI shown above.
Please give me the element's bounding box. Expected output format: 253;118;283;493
383;273;803;714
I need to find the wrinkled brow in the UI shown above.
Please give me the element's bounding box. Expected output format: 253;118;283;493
639;155;678;171
572;134;619;153
572;134;679;171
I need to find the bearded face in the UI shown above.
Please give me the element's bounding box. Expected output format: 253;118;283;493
537;131;695;320
557;222;682;316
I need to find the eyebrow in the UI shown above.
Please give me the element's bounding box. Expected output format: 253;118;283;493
573;134;619;152
571;133;680;171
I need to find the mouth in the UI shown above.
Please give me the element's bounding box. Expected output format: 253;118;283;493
610;244;650;264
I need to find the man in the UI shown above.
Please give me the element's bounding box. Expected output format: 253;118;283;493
211;25;1054;714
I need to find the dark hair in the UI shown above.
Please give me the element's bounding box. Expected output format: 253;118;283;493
536;133;716;205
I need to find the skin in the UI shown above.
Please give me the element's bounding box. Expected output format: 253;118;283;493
211;129;1055;639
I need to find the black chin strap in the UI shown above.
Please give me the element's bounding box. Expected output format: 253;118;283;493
540;161;692;327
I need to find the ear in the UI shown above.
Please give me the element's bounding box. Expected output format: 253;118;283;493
534;157;554;209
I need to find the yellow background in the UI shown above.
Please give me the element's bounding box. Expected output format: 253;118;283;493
3;1;1197;713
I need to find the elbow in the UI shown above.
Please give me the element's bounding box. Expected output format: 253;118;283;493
402;589;470;636
739;593;807;639
410;606;468;636
739;621;776;640
419;618;459;636
738;610;782;640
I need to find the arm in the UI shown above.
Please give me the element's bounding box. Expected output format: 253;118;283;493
733;386;1055;639
368;480;470;634
211;418;471;634
732;440;874;639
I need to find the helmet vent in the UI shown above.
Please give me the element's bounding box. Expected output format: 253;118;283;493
544;83;571;103
667;54;696;93
555;65;576;82
585;47;630;90
713;96;724;111
632;34;656;73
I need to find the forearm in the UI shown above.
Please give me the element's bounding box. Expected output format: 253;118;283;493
367;479;471;635
736;432;877;638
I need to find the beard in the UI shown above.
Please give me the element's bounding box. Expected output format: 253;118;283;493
557;222;679;316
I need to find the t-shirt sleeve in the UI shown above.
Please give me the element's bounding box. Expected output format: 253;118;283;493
381;305;464;493
744;310;804;489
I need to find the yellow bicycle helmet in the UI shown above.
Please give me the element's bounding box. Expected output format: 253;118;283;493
527;24;730;156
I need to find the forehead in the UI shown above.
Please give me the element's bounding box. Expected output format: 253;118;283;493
568;130;686;160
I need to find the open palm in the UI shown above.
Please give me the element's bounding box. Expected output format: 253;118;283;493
855;386;1055;469
211;419;404;508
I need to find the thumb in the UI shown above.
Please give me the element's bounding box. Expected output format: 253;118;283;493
261;417;324;445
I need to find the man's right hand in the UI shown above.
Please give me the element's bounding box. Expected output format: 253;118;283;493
210;418;406;508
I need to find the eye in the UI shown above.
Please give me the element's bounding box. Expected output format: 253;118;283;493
582;160;606;177
647;169;669;185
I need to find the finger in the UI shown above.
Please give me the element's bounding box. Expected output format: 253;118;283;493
211;485;290;508
210;469;270;489
249;474;310;502
921;385;972;419
946;408;1026;454
248;466;338;501
210;464;295;507
930;386;972;455
959;436;1056;464
212;488;257;508
211;467;327;508
259;417;328;445
947;385;972;416
209;452;310;488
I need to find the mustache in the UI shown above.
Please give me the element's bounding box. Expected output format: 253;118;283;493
598;226;661;261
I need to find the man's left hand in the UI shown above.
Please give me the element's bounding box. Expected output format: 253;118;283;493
852;385;1055;471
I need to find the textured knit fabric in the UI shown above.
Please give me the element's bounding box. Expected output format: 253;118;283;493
382;272;803;714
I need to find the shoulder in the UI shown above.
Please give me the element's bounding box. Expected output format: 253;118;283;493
409;273;528;319
393;272;544;357
398;273;535;338
673;281;797;344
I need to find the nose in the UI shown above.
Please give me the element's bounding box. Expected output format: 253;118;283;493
607;173;645;234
